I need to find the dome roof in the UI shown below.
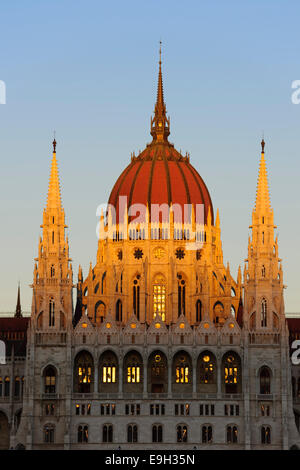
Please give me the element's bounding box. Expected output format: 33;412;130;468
108;48;214;225
108;143;214;224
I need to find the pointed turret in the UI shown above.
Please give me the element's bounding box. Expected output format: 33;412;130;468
15;283;22;318
32;137;73;330
150;42;170;143
243;138;283;331
254;139;271;214
47;139;62;210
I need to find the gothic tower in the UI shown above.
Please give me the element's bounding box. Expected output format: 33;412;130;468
31;139;73;330
243;139;284;331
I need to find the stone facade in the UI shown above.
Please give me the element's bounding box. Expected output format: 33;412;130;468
0;59;300;450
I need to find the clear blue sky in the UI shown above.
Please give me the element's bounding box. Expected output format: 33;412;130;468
1;0;300;313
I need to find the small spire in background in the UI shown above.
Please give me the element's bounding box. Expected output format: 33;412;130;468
15;282;22;318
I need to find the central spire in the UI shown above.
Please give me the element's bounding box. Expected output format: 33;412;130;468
150;42;170;143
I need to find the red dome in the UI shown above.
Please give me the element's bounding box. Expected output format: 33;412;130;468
108;54;213;225
108;142;214;225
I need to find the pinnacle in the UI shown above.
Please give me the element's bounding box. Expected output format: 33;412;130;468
255;151;271;213
46;151;62;210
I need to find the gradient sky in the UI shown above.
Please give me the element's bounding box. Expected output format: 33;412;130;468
1;0;300;313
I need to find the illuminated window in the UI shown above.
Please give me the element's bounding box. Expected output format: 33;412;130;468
177;425;188;442
224;354;240;394
44;366;56;394
102;366;116;383
78;425;88;443
44;424;55;443
199;353;215;384
74;352;94;393
226;425;238;444
153;275;166;322
45;403;55;416
127;366;140;383
261;426;271;444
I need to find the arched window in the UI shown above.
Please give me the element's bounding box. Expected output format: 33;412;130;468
261;298;267;327
4;377;10;397
99;351;118;392
44;366;56;394
152;424;163;443
177;274;186;317
127;424;138;443
173;352;192;389
116;299;122;322
78;425;88;443
223;352;242;394
101;272;106;294
202;425;213;443
213;301;224;324
133;275;140;320
74;351;94;393
102;424;113;443
262;265;266;278
148;351;168;394
176;425;188;442
14;376;20;397
44;424;55;443
196;300;202;322
231;305;236;318
50;265;55;278
153;274;166;322
49;298;55;327
261;426;271;444
226;425;238;443
260;367;271;394
124;351;143;393
198;351;216;388
95;301;106;325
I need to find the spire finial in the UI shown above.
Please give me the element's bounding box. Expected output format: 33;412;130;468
47;135;62;209
150;42;170;143
261;137;265;154
53;131;57;153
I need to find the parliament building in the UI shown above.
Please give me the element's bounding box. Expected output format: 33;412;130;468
0;53;300;450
